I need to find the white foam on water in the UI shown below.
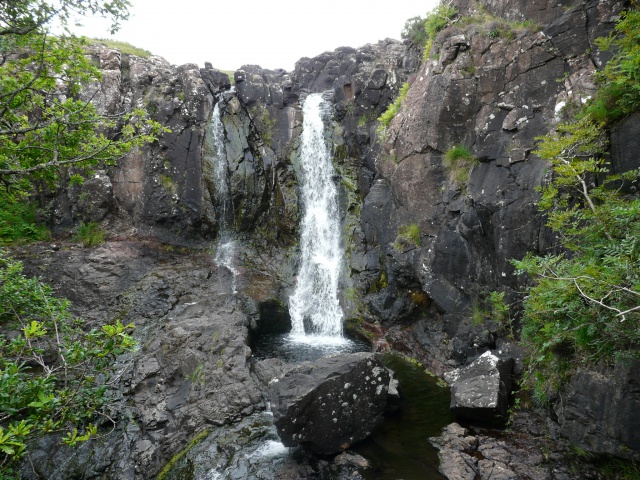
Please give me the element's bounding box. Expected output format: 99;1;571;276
251;440;288;459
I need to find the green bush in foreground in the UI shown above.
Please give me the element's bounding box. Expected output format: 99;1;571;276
0;195;49;246
0;252;136;476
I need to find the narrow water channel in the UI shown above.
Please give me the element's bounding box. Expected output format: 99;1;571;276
353;355;453;480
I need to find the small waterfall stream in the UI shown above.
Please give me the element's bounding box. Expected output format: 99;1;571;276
208;100;238;293
192;94;451;480
288;93;345;342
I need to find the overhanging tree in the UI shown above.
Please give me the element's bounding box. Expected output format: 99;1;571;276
0;0;162;475
0;0;164;214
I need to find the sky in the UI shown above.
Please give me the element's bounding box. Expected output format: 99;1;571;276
68;0;439;72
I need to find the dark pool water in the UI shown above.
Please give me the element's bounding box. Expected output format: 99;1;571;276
251;331;371;363
352;355;453;480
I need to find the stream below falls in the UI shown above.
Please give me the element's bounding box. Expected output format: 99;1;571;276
251;336;453;479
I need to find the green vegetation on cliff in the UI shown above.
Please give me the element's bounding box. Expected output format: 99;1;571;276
89;37;153;57
443;145;478;185
587;9;640;124
377;81;409;135
515;8;640;404
401;4;457;58
0;1;165;248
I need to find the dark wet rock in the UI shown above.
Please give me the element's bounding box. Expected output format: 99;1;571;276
611;112;640;179
430;421;557;480
357;0;624;375
444;351;513;424
73;169;114;223
17;1;636;476
253;358;292;387
154;412;290;480
200;65;231;96
255;298;292;334
439;448;479;480
15;241;263;479
555;360;640;460
268;353;391;454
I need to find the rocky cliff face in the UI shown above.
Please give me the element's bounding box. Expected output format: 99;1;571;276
360;0;625;374
23;0;640;475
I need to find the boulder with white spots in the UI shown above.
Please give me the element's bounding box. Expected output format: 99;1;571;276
268;352;391;454
444;351;513;424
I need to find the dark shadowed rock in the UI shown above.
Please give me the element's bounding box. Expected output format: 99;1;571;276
555;360;640;459
16;242;263;479
74;170;114;222
199;66;231;96
444;351;513;424
268;352;391;454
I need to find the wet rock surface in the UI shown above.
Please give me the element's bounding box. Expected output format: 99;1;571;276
269;353;391;454
555;360;640;460
356;0;627;376
10;0;640;474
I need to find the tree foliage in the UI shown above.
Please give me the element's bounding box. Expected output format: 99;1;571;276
0;0;165;238
0;251;136;475
587;8;640;123
514;8;640;405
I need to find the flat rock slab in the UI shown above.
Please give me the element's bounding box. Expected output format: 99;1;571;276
268;352;390;454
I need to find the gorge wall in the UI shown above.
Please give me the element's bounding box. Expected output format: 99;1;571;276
21;0;640;476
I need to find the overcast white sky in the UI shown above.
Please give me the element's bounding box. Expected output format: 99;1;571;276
68;0;439;71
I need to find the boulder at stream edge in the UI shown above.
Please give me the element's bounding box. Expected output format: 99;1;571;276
444;350;513;424
268;352;391;454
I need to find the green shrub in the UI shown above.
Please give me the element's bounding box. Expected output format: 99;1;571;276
0;198;49;245
377;82;410;135
470;291;513;336
514;9;640;401
395;223;421;249
73;222;106;247
586;9;640;124
423;4;458;59
443;145;477;184
370;271;388;292
454;7;541;41
402;16;429;49
0;252;136;473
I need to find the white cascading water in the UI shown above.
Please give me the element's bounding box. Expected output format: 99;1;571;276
209;101;238;293
210;102;232;226
289;93;344;342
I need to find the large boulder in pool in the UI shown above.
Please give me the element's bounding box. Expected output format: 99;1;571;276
444;351;513;424
268;352;391;454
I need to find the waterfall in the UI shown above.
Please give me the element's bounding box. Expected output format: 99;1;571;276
289;93;344;341
208;100;238;292
210;102;233;227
